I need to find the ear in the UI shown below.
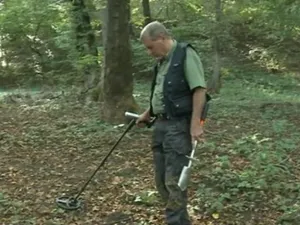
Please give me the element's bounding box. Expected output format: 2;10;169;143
154;35;165;43
158;33;165;40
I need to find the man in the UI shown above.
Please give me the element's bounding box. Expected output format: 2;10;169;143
136;21;208;225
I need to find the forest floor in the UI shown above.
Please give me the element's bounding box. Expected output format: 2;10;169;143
0;68;300;225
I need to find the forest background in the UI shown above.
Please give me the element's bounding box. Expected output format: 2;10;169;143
0;0;300;224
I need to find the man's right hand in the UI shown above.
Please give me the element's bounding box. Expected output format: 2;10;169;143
136;110;151;128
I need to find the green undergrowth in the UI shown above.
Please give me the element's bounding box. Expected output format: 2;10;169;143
185;70;300;224
132;68;300;224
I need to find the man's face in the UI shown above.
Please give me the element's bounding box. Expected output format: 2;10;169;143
142;36;166;59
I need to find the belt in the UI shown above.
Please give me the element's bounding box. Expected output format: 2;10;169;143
155;113;170;120
155;113;191;121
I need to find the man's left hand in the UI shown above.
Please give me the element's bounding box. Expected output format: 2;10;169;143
190;119;204;143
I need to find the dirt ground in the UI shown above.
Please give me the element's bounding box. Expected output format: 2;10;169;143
0;95;209;225
1;90;299;225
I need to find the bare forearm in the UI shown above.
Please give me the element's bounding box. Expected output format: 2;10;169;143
191;88;206;122
141;107;151;120
144;107;150;116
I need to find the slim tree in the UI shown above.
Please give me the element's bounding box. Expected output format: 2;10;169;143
142;0;152;26
69;0;100;97
207;0;222;94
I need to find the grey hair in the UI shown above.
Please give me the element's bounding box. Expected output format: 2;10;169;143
140;21;171;41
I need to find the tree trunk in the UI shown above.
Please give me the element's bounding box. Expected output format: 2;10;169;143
100;0;138;123
142;0;152;26
70;0;100;98
207;0;222;94
95;6;108;103
100;6;108;47
128;3;135;37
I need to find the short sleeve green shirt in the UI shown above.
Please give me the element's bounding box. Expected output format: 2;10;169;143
151;40;206;114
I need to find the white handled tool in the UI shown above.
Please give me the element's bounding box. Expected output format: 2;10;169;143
178;140;198;191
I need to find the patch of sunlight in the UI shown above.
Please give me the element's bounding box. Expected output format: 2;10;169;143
0;88;41;97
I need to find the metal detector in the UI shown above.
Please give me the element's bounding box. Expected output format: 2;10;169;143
55;112;152;210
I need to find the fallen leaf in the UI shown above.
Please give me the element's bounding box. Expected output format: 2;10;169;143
212;213;219;219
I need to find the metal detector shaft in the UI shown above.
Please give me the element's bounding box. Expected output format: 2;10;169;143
73;119;136;200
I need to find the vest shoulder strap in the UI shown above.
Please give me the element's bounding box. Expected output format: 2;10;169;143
171;42;188;65
178;42;198;53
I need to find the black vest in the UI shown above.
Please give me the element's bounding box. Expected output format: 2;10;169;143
149;42;198;118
